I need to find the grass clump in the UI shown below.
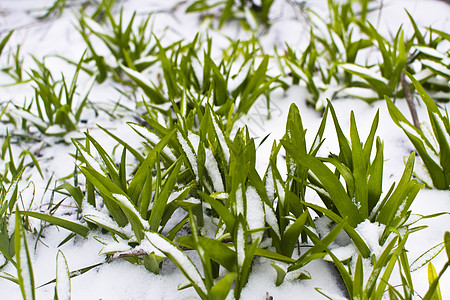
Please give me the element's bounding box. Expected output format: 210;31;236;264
78;9;156;83
9;54;93;136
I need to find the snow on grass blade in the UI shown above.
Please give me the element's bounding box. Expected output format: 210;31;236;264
145;231;207;298
120;64;167;104
245;186;264;243
339;63;390;98
97;124;145;163
204;148;224;192
111;194;147;240
128;122;177;162
15;209;35;300
209;108;230;163
177;131;199;181
73;139;107;177
55;250;70;300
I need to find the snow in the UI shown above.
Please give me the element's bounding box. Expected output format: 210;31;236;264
354;220;385;259
1;0;450;299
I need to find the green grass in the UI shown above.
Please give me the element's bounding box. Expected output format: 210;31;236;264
8;54;94;136
1;0;450;299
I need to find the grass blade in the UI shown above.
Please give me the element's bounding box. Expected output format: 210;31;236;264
55;250;71;300
15;210;35;300
18;211;89;238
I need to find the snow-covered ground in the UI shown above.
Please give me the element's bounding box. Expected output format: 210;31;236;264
0;0;449;299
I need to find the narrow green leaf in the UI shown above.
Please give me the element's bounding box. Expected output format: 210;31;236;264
254;248;296;264
376;152;417;225
210;272;237;300
55;184;83;210
15;209;35;300
281;210;309;257
128;129;175;204
445;232;450;260
79;166;128;227
18;211;89;238
0;30;14;55
176;235;236;272
428;263;442;300
270;262;286;286
149;159;182;232
373;232;409;300
97;124;145;163
328;101;352;168
353;255;364;299
385;96;447;189
365;236;399;296
289;218;348;272
120;64;167;104
350;112;368;217
111;193;145;241
367;138;384;213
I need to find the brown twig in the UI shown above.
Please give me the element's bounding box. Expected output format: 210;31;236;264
401;72;420;130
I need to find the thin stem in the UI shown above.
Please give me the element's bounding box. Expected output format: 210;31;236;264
401;71;420;129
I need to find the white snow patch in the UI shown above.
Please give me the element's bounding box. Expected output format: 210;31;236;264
355;220;385;258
